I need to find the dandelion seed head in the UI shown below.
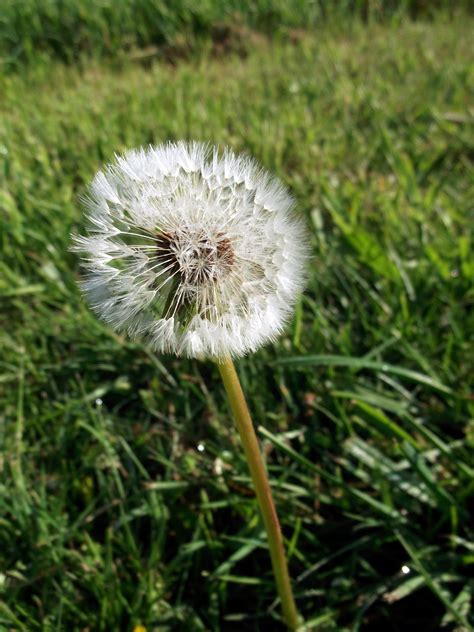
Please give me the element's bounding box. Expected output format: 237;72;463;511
72;142;308;358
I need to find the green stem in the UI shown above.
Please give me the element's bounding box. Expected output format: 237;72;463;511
217;356;300;630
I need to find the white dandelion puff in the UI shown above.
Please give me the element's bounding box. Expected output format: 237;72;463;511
72;141;308;359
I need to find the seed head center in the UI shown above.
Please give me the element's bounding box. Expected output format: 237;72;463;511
155;230;235;285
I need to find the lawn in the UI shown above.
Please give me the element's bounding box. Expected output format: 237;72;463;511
0;6;473;631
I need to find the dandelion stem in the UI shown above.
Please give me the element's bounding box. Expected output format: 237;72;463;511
217;356;300;630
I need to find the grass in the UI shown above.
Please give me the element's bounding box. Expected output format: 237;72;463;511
1;0;470;69
1;8;473;632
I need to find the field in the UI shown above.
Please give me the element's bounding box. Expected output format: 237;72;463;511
1;4;473;631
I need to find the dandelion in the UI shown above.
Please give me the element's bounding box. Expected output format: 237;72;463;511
73;142;307;359
73;142;308;629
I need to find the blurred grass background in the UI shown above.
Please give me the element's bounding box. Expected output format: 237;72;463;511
0;1;473;630
0;0;472;68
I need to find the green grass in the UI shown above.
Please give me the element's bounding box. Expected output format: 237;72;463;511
0;0;470;69
1;11;474;632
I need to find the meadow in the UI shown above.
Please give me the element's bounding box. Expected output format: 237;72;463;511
0;4;473;631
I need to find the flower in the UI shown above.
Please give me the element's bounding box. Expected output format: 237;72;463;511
73;142;308;359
